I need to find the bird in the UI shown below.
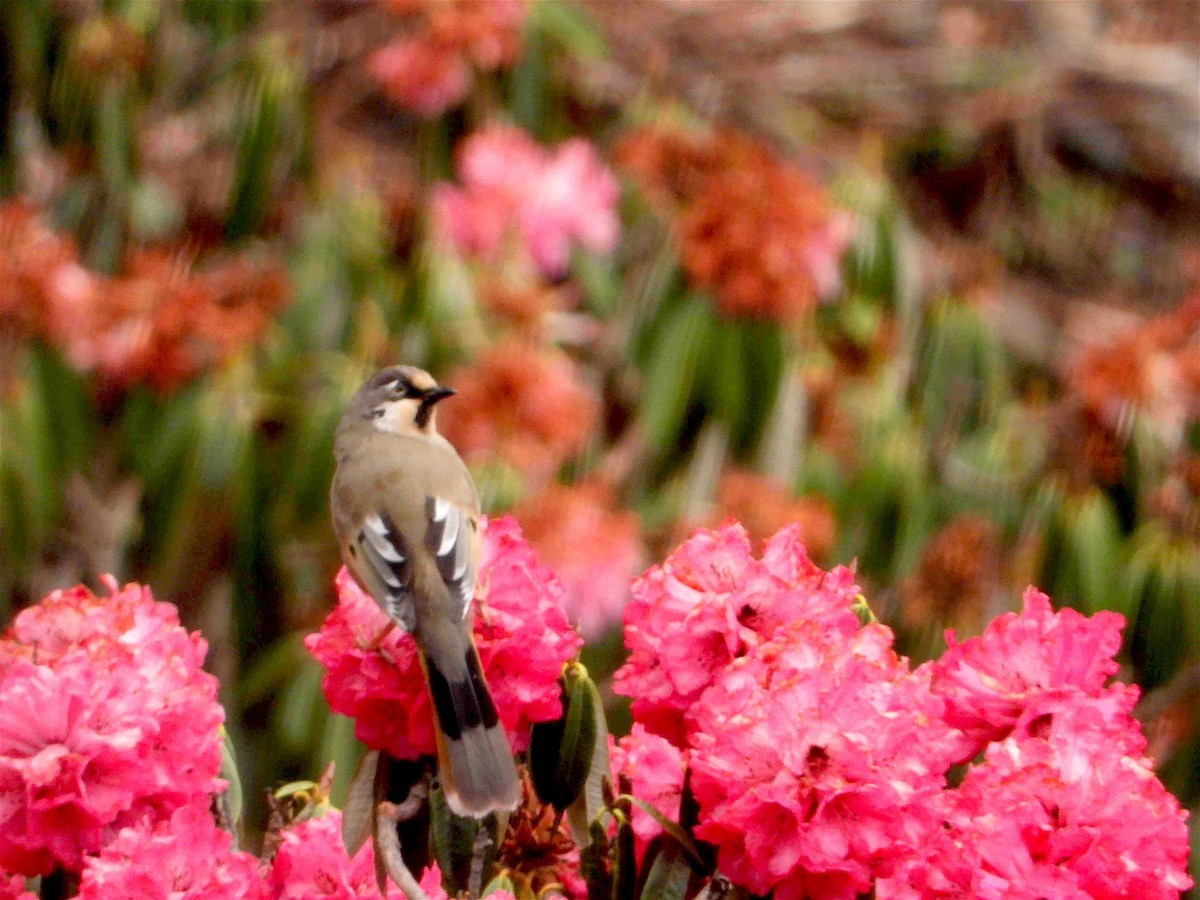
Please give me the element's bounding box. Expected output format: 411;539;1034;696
331;364;522;820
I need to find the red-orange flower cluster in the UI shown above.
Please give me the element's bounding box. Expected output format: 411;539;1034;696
1064;294;1200;484
440;341;599;481
618;127;849;321
0;200;290;393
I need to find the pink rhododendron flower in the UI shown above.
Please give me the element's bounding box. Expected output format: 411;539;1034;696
0;579;224;876
609;724;685;860
928;587;1127;761
306;516;581;760
433;124;619;277
613;522;863;746
76;803;265;899
688;618;959;899
880;698;1191;898
268;809;407;899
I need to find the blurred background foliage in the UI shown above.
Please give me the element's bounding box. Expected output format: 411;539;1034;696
1;0;1197;878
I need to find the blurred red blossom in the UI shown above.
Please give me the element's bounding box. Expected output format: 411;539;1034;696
0;200;290;394
708;468;836;561
267;809;408;899
608;724;685;861
513;481;643;640
613;522;862;747
0;578;223;876
75;804;266;900
927;587;1129;762
433;124;619;277
618;127;850;320
440;341;599;481
0;199;82;339
1062;293;1200;484
369;37;471;117
305;516;581;760
371;0;527;118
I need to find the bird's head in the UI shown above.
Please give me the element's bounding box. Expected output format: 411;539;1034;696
353;365;457;435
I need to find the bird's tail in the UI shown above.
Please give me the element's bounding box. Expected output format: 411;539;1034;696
421;640;521;817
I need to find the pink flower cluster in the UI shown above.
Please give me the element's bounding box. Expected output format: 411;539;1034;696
433;124;620;278
929;588;1128;761
76;805;264;899
613;522;862;746
72;802;469;899
267;809;455;899
0;578;224;876
608;724;684;861
306;516;582;760
611;524;1192;900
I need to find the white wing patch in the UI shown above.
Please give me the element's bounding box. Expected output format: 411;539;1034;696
424;496;478;620
354;512;415;632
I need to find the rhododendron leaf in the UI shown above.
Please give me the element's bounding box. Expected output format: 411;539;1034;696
640;297;711;452
619;797;706;872
430;784;493;891
530;0;608;61
566;669;612;849
341;749;378;857
531;663;599;811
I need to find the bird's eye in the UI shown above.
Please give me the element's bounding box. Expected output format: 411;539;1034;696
389;380;410;398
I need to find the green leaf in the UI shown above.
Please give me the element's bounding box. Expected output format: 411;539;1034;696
566;668;612;849
639;297;712;452
531;0;608;60
617;796;707;872
637;838;692;900
218;726;244;829
482;875;516;897
530;662;599;810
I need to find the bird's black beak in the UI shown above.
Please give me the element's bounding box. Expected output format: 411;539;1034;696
415;385;456;429
425;385;456;405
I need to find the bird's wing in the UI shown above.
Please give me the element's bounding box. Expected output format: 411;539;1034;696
349;511;416;632
423;496;480;621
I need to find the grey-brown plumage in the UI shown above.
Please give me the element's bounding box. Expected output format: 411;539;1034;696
331;365;521;819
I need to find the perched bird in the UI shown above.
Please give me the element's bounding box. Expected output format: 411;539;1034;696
331;365;522;820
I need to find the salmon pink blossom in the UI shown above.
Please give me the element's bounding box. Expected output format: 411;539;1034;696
305;516;581;760
433;125;619;277
75;804;265;899
0;580;223;876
